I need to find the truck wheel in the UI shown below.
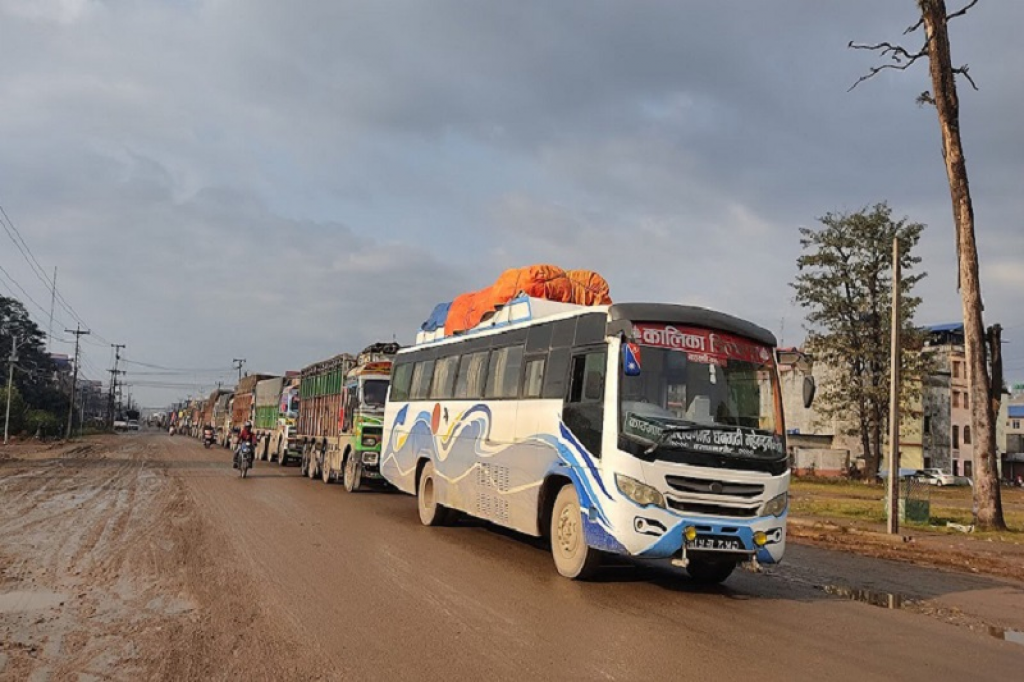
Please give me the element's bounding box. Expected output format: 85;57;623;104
343;453;362;493
300;445;309;476
417;462;451;526
278;440;288;466
550;485;601;580
686;559;736;585
321;456;333;484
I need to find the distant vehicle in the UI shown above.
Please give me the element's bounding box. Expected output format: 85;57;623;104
914;468;957;486
113;420;128;431
126;419;140;431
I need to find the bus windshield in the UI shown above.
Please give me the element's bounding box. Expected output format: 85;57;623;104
361;379;389;407
620;326;781;458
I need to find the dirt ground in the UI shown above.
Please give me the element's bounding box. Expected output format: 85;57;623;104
2;435;1023;681
0;435;321;681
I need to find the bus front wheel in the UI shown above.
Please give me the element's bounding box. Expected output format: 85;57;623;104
551;485;601;580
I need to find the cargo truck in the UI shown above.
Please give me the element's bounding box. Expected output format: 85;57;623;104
253;376;285;460
318;343;399;491
230;374;277;448
271;376;301;465
296;353;356;479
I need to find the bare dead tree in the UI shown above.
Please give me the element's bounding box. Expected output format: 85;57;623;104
848;0;1006;530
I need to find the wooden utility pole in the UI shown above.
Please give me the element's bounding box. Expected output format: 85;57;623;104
65;325;90;439
233;358;246;383
887;238;902;535
4;335;19;445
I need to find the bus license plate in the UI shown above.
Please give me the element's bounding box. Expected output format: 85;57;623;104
687;535;742;551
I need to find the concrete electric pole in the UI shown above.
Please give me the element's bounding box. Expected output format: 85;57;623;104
4;335;19;445
887;237;902;535
108;343;125;427
65;325;91;440
233;358;246;383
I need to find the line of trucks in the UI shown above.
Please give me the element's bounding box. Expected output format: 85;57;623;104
174;343;399;491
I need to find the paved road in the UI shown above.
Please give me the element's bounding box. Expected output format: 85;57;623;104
2;434;1022;680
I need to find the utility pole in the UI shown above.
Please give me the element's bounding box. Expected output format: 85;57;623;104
65;325;90;440
47;267;57;352
887;237;902;535
107;343;126;427
4;335;19;446
233;358;246;383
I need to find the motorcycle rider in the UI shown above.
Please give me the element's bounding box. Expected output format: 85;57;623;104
234;421;257;469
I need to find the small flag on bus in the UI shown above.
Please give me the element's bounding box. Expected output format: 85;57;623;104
623;342;642;376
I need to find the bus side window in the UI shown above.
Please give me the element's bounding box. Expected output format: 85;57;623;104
542;348;571;399
564;350;606;456
391;363;413;402
522;356;546;399
410;360;435;400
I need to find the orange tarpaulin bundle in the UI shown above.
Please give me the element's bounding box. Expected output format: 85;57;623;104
444;265;612;336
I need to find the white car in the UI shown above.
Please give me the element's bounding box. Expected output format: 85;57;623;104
126;419;140;431
915;468;957;486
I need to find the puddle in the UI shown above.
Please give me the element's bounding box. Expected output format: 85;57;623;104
821;584;907;609
988;627;1024;647
822;584;1024;648
0;590;66;613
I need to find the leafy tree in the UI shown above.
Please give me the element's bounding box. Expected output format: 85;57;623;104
0;295;68;418
24;409;61;438
0;384;26;435
793;203;930;478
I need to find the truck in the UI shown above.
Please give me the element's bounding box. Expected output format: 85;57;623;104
210;392;233;446
253;376;286;460
271;375;301;465
253;375;301;463
296;353;356;478
318;343;399;491
230;374;277;447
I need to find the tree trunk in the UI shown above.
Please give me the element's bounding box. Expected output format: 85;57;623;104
919;0;1005;529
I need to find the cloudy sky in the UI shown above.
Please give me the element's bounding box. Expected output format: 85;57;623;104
1;0;1021;407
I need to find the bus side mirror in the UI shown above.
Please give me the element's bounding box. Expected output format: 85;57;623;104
803;376;816;409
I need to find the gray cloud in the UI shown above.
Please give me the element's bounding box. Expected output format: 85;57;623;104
1;0;1022;403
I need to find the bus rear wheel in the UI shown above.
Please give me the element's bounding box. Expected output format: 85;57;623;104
417;462;451;526
551;485;601;580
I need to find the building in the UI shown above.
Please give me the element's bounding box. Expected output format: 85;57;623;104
1005;395;1024;482
778;322;1006;478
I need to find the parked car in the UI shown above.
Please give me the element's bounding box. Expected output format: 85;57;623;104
126;419;140;431
914;468;957;486
113;420;128;431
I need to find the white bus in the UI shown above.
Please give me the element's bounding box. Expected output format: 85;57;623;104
380;296;801;582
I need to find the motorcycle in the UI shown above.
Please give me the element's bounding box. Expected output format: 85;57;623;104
236;441;254;478
202;428;215;449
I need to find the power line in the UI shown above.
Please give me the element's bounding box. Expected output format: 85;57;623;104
0;200;112;346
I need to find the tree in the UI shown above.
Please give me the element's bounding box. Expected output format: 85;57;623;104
0;295;68;419
793;203;930;478
849;0;1005;530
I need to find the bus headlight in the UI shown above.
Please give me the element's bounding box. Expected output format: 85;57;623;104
615;474;665;509
762;492;788;517
361;435;379;448
361;452;379;465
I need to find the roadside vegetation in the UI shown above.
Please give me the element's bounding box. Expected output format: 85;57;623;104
790;478;1024;543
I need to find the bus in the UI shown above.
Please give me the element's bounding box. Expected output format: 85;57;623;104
380;296;803;582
